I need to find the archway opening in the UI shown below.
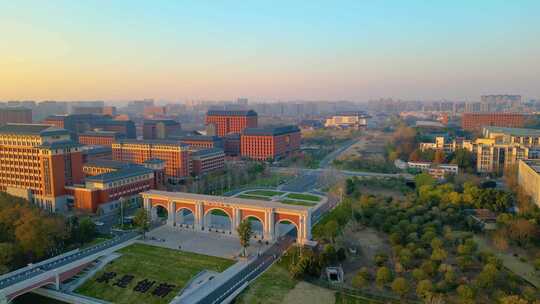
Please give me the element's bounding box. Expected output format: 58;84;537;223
276;220;298;239
245;216;263;237
176;208;195;226
154;205;168;221
204;209;232;232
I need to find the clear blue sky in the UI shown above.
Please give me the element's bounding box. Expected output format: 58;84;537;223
1;1;539;101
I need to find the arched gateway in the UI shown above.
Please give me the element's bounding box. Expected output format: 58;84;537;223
141;190;313;245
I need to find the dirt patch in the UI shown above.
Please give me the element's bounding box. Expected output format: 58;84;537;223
282;281;335;304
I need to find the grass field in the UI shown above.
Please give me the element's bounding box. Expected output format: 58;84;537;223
285;193;321;202
280;199;317;206
237;194;271;201
235;248;298;304
76;243;234;304
244;190;285;197
335;292;385;304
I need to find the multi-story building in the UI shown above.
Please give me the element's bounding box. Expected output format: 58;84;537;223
0;107;32;126
240;125;301;161
66;165;154;213
407;161;459;179
176;135;223;149
83;158;165;189
43;114;136;138
324;112;370;128
142;119;181;140
81;146;112;163
419;136;474;153
112;139;190;180
0;124;83;212
224;134;241;156
461;112;528;131
205;109;258;137
190;148;226;175
143;106;167;118
475;126;540;173
78;131;125;146
518;159;540;207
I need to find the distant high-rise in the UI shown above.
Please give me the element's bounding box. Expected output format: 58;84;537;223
0;107;32;125
205;109;258;137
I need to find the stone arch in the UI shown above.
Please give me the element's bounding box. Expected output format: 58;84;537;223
174;202;196;215
244;215;264;237
152;204;168;221
203;207;232;232
275;219;299;239
176;207;195;226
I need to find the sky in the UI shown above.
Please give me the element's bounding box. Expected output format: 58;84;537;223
1;1;539;102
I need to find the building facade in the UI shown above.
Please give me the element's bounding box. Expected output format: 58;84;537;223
0;107;32;126
43;114;136;139
518;159;540;207
205;110;258;137
461;112;528;131
0;124;83;212
475;127;540;173
324;112;369;128
142;119;181;140
78;131;124;146
190;148;225;175
177;135;223;149
240;125;301;161
112;140;190;180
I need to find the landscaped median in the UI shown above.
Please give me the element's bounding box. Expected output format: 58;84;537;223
285;193;321;202
244;190;285;197
75;243;234;304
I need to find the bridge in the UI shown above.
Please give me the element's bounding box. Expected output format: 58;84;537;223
142;190;315;245
0;232;138;304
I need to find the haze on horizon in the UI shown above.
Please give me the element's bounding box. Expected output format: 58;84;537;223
1;1;539;102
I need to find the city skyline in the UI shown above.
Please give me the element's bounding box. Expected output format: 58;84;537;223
1;1;539;101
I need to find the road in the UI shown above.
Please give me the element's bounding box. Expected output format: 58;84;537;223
0;232;138;292
196;234;296;304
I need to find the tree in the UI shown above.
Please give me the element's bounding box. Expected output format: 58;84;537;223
412;268;427;281
476;263;499;289
415;173;436;189
324;220;339;243
499;295;529;304
391;277;409;300
433;150;445;164
457;284;475;304
237;219;253;257
376;266;392;287
77;217;96;245
133;208;150;239
430;248;448;262
416;279;433;299
0;243;15;274
352;268;370;288
508;218;537;246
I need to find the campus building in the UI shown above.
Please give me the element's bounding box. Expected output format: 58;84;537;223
324;112;370;128
461;112;528;131
518;159;540;207
475;126;540;173
81;146;112;163
0;107;32;126
78;131;125;146
112;139;191;180
66;164;154;213
43;114;136;138
190;148;226;175
419;136;474;153
176;135;223;149
0;124;84;212
142;119;181;140
205;109;258;137
406;162;459;179
240;125;301;161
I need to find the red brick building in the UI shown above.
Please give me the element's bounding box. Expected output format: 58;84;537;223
224;134;241;156
461;112;529;131
205;110;258;137
0;124;83;212
240;125;301;161
78;131;124;146
112;140;190;180
190;148;225;175
0;107;32;126
66;165;154;213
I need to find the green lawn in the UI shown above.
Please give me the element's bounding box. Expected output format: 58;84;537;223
285;193;321;202
280;199;317;206
244;190;285;197
237;194;271;201
76;243;234;304
335;292;385;304
235;248;298;304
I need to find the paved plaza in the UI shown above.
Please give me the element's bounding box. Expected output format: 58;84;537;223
140;225;272;259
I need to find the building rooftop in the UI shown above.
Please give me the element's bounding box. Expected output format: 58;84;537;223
177;135;221;141
242;125;300;136
117;139;188;147
82;146;112;155
0;123;69;136
144;158;165;165
80;131;123;137
191;148;225;157
86;166;153;183
84;159;133;170
143;119;180;126
522;159;540;173
207;109;257;117
483;126;540;137
142;190;312;212
38;140;81;149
